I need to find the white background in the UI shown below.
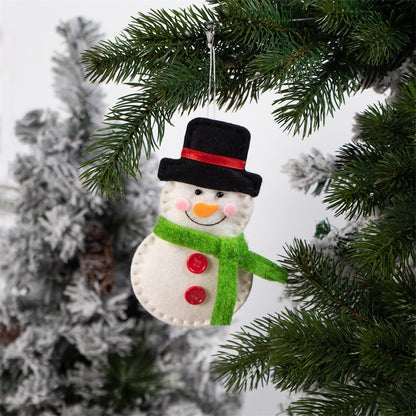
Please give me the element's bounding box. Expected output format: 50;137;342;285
0;1;384;414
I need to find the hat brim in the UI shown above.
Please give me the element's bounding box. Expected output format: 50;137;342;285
158;158;262;197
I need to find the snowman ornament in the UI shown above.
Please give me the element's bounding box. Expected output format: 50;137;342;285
131;118;287;327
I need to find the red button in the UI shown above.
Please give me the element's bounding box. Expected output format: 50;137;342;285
185;286;206;305
186;253;208;274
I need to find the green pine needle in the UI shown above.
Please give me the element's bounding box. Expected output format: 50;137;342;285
95;348;163;411
80;0;414;196
282;239;372;324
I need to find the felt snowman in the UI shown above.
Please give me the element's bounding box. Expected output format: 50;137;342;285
131;118;287;327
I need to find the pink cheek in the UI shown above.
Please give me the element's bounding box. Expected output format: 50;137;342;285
223;203;237;217
175;198;190;212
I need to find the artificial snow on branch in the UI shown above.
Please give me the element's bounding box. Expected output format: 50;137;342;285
282;147;335;196
0;17;240;416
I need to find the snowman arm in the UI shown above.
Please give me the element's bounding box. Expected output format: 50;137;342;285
240;251;288;283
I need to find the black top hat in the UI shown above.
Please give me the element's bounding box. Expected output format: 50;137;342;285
158;118;262;196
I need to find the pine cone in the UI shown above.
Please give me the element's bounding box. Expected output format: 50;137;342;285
0;323;21;344
80;222;115;295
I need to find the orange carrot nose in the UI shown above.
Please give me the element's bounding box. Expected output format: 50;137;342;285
193;203;219;217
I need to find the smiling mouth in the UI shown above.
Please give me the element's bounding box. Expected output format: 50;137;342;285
185;211;227;227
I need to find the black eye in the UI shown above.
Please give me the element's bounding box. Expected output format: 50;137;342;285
216;191;224;198
195;189;202;195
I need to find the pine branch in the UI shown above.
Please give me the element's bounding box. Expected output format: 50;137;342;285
374;147;415;199
249;39;327;91
325;64;415;222
379;265;416;324
289;379;416;416
304;0;373;36
398;64;416;108
53;18;105;147
216;53;264;110
82;35;144;84
211;320;274;394
288;382;381;416
214;0;305;45
281;147;335;196
79;89;171;198
324;142;383;219
357;319;415;381
80;60;211;197
272;49;361;136
214;301;416;414
95;347;162;411
210;23;416;415
346;11;411;66
282;239;373;325
82;5;215;84
80;0;415;196
213;309;364;394
356;103;404;149
349;196;416;279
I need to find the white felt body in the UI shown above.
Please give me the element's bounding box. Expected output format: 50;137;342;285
131;233;253;327
131;181;255;327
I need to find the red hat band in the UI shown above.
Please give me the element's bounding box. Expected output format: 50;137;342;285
181;147;246;171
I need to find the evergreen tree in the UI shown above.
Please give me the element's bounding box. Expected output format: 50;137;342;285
79;0;414;197
213;67;416;415
0;18;240;416
79;1;415;414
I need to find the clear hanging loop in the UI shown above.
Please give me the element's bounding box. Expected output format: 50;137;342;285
205;21;216;118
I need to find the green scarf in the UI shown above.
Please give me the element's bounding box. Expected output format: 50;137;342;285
153;216;287;326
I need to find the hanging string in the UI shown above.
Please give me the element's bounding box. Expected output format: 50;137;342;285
205;22;216;118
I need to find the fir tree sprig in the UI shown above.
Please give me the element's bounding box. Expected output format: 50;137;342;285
272;50;361;136
80;59;211;197
288;382;386;416
349;196;416;279
324;65;416;280
213;309;366;394
79;87;173;198
213;237;416;413
213;57;416;415
283;239;372;324
82;5;216;84
378;265;416;324
95;348;162;411
210;320;274;394
81;0;415;196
